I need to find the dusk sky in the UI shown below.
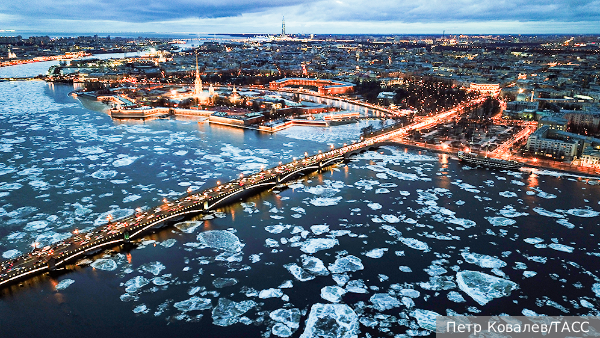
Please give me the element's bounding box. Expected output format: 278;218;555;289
1;0;599;35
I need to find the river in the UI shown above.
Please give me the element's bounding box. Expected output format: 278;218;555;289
0;61;599;337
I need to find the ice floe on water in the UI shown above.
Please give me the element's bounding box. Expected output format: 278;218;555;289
55;279;75;291
456;271;518;305
284;263;316;282
302;255;330;276
485;216;517;227
174;221;203;233
532;207;563;218
411;309;440;331
270;308;301;337
2;249;21;259
561;207;600;218
259;288;283;299
499;191;517;198
91;169;118;180
461;252;507;269
345;280;368;294
300;303;358;338
197;230;244;252
213;278;238;288
91;258;118;271
398;237;430;252
548;243;574;253
367;202;382;210
124;276;150;293
77;146;105;155
447;291;466;303
309;196;342;207
321;286;346;303
113;156;138;167
310;224;329;235
328;255;364;274
556;218;575;229
364;248;387;258
174;297;211;312
300;238;338;254
499;205;528;218
212;298;257;327
139;261;166;276
370;293;401;311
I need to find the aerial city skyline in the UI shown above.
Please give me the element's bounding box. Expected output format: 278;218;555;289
1;0;600;34
1;1;600;338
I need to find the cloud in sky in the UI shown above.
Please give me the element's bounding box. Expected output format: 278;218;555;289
1;0;599;33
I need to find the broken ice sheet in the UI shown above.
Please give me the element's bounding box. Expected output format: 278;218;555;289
299;303;358;338
456;270;518;305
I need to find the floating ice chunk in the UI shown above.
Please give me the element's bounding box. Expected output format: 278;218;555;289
451;181;480;193
402;296;415;308
548;243;574;253
265;238;279;248
213;278;238;288
2;249;21;259
499;191;517;198
55;279;75;291
563;208;600;218
461;252;506;269
485;217;516;227
91;169;118;180
328;255;364;274
381;214;400;223
556;219;575;229
311;224;330;235
524;237;544;245
91;258;118;271
523;271;537;278
175;221;203;233
302;255;330;276
522;308;540;316
124;276;150;293
456;271;518;305
159;239;176;248
284;263;316;282
499;205;528;218
309;197;342;206
139;261;166;276
272;323;293;337
77;146;105;154
321;286;346;303
411;309;440;331
24;220;49;231
133;304;149;314
400;289;420;298
419;276;456;290
375;188;390;194
265;224;291;234
174;296;212;312
0;182;22;191
279;280;293;288
364;248;387;258
299;303;358;338
447;291;466;303
593;283;600;298
197;230;244;252
212;298;257;327
399;266;412;273
370;293;401;311
259;288;284;299
270;308;301;337
345;280;368;294
533;207;563;218
300;238;339;254
367;203;382;210
94;208;134;226
113;156;138;167
399;237;430;252
445;218;475;229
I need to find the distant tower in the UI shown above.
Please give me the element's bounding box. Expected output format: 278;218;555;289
194;53;203;96
7;47;16;59
282;16;286;37
356;50;360;62
209;83;215;96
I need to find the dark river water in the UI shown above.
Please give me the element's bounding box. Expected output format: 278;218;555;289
0;61;599;338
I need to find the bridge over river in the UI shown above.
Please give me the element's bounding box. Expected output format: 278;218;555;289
0;95;487;289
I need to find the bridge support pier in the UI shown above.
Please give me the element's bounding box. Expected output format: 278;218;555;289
203;201;209;210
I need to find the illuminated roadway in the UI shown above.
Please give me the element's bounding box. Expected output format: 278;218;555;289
0;95;486;289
